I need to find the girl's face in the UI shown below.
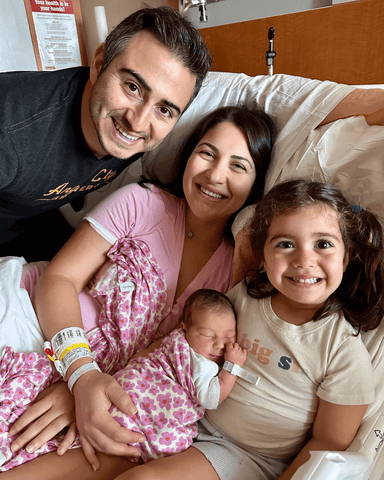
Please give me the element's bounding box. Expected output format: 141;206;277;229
263;204;349;324
182;122;256;226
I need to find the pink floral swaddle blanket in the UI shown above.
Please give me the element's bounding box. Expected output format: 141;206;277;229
111;328;205;462
0;238;168;470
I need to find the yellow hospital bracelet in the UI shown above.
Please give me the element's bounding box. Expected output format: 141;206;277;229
59;343;91;361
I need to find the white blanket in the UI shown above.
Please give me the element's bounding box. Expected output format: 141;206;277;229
0;256;45;355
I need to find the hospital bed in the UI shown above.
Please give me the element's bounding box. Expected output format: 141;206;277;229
61;71;384;480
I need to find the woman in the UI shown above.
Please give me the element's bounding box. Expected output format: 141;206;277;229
2;105;275;478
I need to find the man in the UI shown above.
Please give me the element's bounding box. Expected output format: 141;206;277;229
0;6;211;260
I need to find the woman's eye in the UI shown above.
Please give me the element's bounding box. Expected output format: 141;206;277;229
200;150;214;158
233;162;247;171
316;240;333;249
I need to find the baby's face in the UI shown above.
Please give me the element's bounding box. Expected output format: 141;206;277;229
184;308;236;364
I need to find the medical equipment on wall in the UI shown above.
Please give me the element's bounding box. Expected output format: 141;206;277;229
94;6;108;44
181;0;226;22
266;27;276;75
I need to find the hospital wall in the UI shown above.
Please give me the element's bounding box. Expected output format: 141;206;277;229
198;0;384;84
1;0;383;85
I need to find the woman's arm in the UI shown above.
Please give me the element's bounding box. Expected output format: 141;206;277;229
277;399;367;480
34;221;110;340
34;221;144;464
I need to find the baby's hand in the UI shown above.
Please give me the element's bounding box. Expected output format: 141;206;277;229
224;343;247;367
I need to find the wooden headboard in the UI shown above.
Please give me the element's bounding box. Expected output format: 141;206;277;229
200;0;384;85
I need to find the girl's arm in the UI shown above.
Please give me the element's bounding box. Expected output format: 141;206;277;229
277;399;368;480
34;221;144;466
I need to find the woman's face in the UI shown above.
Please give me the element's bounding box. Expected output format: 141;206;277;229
183;122;256;225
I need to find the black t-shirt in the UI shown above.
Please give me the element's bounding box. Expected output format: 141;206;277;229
0;67;141;243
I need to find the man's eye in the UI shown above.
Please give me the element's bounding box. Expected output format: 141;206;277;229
158;106;172;118
126;82;139;94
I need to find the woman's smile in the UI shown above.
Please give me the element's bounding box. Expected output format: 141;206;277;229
198;184;226;200
183;121;256;224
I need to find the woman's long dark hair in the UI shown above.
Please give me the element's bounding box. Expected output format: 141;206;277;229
246;179;384;333
142;105;276;241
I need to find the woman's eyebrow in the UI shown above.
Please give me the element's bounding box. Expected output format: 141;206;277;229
120;67;182;117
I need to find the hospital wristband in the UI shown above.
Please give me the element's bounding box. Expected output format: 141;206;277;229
61;347;94;380
68;361;102;394
59;343;91;362
222;360;260;385
51;327;89;360
46;327;94;380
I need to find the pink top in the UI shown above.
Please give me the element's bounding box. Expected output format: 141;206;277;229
84;183;234;338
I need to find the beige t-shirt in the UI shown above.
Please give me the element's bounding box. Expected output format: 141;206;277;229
205;282;374;461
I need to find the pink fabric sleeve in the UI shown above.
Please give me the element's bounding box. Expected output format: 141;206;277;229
85;183;159;244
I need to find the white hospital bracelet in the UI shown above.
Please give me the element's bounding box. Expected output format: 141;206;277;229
222;360;260;385
68;361;102;394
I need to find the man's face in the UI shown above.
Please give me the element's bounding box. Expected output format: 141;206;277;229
87;30;196;159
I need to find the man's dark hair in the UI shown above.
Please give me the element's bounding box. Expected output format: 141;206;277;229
100;5;212;108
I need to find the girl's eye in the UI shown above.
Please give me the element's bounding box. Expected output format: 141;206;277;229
316;240;333;249
276;240;294;249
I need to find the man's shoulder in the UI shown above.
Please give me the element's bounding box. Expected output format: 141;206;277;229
0;67;90;128
0;66;89;89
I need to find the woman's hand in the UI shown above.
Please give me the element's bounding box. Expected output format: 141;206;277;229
9;381;76;455
73;370;145;460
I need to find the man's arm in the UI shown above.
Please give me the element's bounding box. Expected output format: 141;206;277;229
318;88;384;127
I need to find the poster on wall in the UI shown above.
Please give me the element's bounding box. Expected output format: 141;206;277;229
29;0;82;70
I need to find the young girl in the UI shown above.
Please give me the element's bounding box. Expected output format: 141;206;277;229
106;178;384;480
